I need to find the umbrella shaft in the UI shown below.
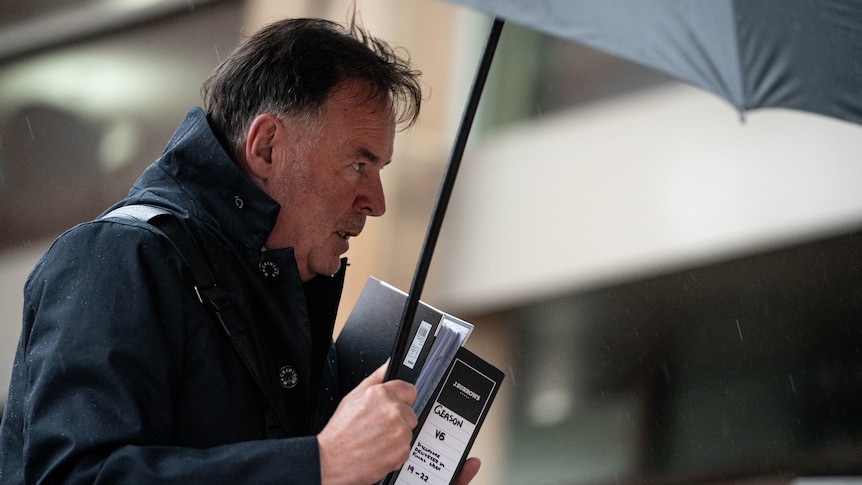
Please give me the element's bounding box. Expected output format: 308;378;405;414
385;17;505;382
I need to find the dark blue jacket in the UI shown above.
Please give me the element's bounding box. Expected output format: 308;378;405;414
0;108;345;484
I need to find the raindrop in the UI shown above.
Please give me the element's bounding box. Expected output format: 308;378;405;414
24;116;35;141
507;365;516;387
661;362;671;383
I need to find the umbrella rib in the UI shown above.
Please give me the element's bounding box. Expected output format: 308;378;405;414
384;17;505;382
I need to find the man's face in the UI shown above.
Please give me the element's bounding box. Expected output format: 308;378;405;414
263;81;395;281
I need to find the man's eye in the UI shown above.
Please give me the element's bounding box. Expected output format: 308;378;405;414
351;163;361;172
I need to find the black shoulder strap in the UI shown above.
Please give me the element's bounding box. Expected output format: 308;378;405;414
102;205;291;434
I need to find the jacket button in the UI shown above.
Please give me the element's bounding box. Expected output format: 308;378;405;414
259;260;280;279
279;366;298;389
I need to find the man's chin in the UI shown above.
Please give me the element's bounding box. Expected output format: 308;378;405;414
309;258;344;278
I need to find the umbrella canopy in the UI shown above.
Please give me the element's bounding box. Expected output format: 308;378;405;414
446;0;862;125
386;0;862;379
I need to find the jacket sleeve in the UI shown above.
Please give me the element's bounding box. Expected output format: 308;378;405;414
12;220;322;484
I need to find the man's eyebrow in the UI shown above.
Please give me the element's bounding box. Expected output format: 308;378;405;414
357;147;389;165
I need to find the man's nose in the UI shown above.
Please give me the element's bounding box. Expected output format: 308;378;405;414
355;174;386;216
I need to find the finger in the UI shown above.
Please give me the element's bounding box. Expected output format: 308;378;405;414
369;359;389;381
352;359;389;393
382;379;418;406
454;457;481;485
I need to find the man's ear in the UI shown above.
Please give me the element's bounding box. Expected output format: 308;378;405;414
243;113;281;180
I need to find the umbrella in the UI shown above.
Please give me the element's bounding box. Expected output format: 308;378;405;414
385;0;862;379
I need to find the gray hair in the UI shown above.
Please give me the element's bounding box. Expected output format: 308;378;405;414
202;17;422;162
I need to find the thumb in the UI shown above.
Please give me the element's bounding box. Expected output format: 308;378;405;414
352;359;389;393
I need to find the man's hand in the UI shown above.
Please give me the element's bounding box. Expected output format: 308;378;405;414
318;362;418;484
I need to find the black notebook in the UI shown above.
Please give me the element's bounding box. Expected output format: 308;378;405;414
336;277;504;485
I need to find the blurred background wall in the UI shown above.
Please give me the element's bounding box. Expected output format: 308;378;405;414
2;1;862;483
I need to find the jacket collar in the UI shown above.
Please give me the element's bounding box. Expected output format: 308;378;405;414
131;107;280;251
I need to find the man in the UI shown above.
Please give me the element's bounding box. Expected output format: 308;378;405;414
0;18;479;484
